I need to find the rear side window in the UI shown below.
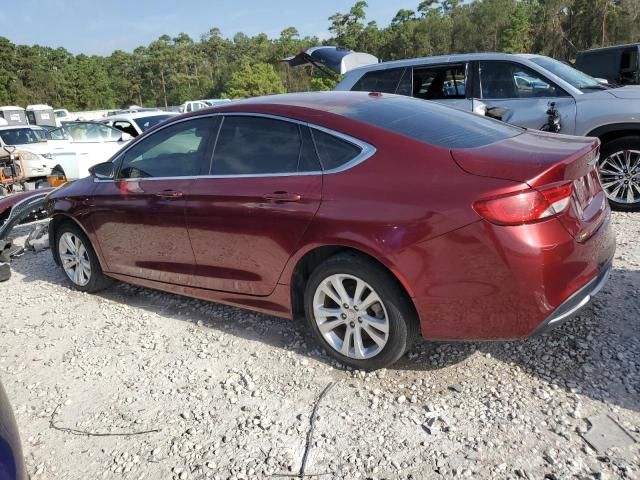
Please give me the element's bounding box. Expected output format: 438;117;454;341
413;64;466;100
341;95;522;149
351;68;405;94
212;116;320;175
311;129;362;171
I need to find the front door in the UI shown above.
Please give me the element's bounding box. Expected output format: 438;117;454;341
185;115;323;296
472;60;577;134
87;116;217;285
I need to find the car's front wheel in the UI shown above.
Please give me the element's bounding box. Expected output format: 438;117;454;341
304;253;418;370
56;223;111;292
599;136;640;211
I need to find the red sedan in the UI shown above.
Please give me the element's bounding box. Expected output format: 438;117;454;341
45;92;615;370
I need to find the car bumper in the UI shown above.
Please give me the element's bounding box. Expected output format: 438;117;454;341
410;210;616;340
530;262;611;336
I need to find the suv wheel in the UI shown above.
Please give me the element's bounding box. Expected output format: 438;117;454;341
599;136;640;211
304;253;418;370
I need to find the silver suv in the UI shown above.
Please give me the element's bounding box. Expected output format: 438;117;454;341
332;52;640;211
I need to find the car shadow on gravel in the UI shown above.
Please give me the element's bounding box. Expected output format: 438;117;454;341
9;248;640;412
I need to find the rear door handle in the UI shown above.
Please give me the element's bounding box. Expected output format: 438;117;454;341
263;191;301;202
155;189;183;199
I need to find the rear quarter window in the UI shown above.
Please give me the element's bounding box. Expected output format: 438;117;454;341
341;95;522;149
311;129;363;171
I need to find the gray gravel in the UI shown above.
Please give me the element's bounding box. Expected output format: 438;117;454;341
1;212;639;479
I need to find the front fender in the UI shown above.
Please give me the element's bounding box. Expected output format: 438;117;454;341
0;189;53;240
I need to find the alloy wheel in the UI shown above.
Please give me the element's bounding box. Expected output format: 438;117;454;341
599;149;640;205
58;232;91;286
312;274;389;360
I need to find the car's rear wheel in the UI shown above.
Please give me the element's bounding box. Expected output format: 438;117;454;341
304;253;418;370
599;136;640;211
56;223;111;292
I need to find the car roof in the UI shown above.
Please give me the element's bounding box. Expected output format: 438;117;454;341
344;52;527;75
0;125;42;131
216;91;393;114
106;111;177;121
578;43;640;54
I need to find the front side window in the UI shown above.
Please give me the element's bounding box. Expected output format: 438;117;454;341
211;116;319;175
351;68;405;94
118;118;214;179
64;123;122;142
480;61;563;99
413;64;466;100
47;127;69;141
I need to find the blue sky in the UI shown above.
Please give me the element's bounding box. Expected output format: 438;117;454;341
1;0;418;55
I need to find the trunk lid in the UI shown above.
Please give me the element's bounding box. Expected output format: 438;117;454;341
452;131;607;242
283;46;378;75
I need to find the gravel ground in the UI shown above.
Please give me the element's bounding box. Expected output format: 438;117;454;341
0;212;638;480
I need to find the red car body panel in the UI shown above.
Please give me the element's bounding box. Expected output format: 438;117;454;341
185;174;322;295
46;92;616;341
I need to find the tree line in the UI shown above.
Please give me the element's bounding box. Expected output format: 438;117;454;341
0;0;638;111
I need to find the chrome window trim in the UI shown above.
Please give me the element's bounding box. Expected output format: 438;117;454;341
95;111;376;183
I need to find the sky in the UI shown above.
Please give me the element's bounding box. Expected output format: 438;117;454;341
1;0;418;56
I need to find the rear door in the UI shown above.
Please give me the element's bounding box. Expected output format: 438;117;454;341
87;117;217;284
185;114;322;295
472;60;577;133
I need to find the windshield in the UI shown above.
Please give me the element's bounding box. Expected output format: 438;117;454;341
0;128;42;145
529;56;604;90
132;115;173;132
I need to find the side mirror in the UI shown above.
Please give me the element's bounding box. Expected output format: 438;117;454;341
89;161;115;180
119;132;133;142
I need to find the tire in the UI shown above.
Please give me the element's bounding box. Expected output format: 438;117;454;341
55;222;112;293
303;253;419;371
599;136;640;211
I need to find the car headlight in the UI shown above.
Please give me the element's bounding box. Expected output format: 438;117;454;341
42;153;53;159
18;150;39;161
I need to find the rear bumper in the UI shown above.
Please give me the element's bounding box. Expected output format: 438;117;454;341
410;209;616;340
530;262;611;336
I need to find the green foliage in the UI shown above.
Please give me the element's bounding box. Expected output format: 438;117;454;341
310;76;339;91
0;0;638;110
222;61;285;99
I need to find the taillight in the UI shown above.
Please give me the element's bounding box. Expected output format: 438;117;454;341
474;183;573;226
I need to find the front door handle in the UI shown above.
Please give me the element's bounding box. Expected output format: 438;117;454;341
155;189;183;199
263;191;301;203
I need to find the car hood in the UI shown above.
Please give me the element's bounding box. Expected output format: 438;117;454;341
9;142;51;156
606;85;640;99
